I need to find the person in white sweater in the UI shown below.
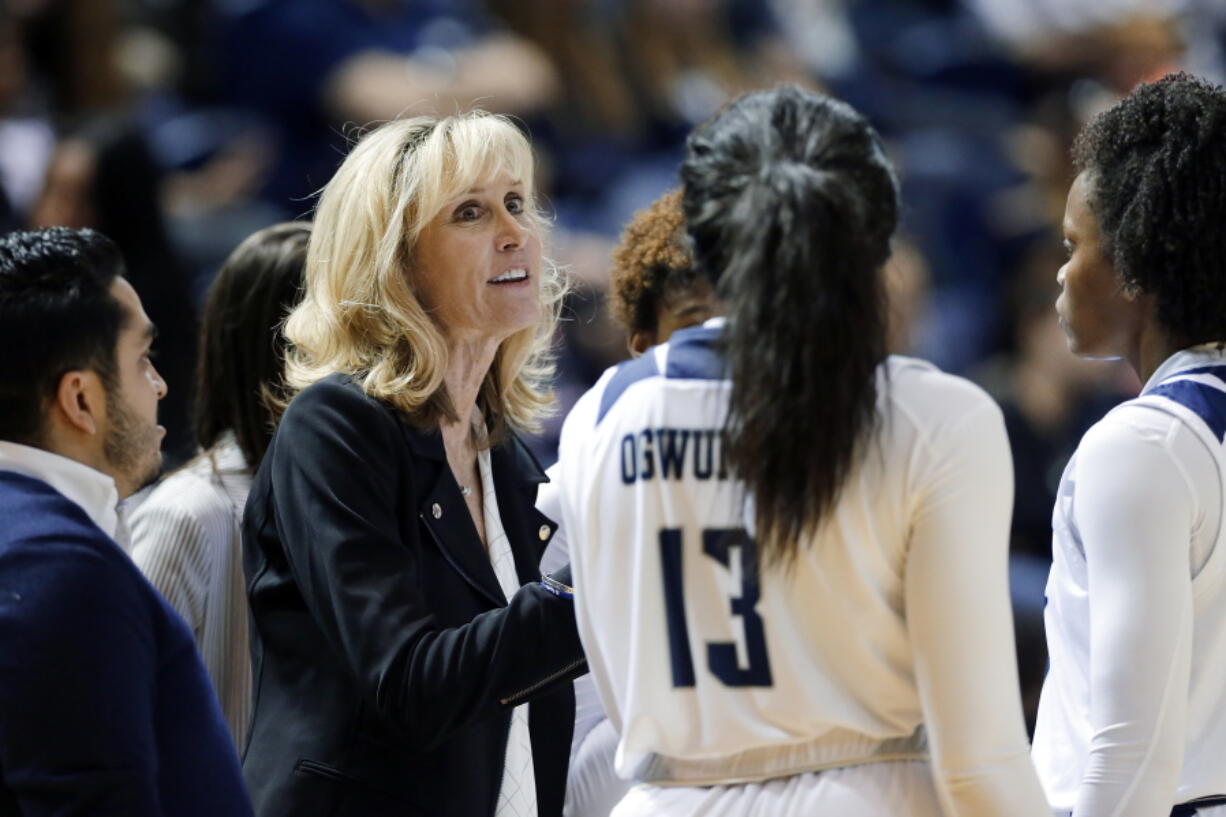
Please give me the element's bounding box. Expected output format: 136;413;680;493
128;222;309;747
1034;72;1226;817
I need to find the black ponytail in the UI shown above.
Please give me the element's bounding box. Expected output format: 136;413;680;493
681;85;898;566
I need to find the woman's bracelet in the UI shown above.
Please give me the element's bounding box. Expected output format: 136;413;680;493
539;573;574;600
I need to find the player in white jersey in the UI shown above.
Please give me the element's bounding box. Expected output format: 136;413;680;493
555;85;1049;817
1033;72;1226;817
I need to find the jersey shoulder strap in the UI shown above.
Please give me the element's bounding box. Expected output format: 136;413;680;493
1141;364;1226;445
1134;364;1226;586
596;326;730;427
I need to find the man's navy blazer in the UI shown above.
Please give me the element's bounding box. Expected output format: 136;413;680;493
242;373;586;816
0;470;252;816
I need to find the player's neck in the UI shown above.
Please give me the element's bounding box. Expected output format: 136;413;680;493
1129;319;1183;385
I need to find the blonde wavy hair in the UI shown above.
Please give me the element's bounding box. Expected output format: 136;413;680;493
284;111;563;440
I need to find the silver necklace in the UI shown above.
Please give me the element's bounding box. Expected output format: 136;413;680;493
455;413;484;499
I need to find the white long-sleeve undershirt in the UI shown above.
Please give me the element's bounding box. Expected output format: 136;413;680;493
1036;397;1224;817
1075;413;1197;817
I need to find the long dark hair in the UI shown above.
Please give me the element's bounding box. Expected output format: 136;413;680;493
681;85;899;566
195;222;309;469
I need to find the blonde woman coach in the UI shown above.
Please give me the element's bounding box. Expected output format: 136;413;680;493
241;112;585;817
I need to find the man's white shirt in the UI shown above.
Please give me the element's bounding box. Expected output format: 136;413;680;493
554;319;1048;815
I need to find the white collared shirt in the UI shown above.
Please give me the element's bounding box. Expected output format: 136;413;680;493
0;440;120;540
477;447;539;817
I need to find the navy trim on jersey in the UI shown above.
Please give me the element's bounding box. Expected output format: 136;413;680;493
1170;364;1226;389
664;325;726;382
597;352;660;425
596;326;727;426
1171;794;1226;816
1149;378;1226;442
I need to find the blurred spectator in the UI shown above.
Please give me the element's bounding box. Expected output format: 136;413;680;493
769;0;858;79
623;0;811;127
490;0;812;235
129;221;308;749
19;0;125;113
830;0;1043;372
221;0;558;211
969;0;1186;61
0;3;54;231
122;0;222;106
31;119;199;467
884;237;932;356
1;0;283;301
157;125;279;304
108;1;282;297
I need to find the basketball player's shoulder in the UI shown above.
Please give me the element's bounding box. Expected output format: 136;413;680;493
1076;385;1208;479
883;355;1003;435
565;349;668;439
1109;367;1226;446
572;330;725;437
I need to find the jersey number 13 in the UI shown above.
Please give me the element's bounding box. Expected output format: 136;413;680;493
659;527;774;688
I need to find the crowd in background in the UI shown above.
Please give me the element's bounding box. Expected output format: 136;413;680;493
4;0;1226;729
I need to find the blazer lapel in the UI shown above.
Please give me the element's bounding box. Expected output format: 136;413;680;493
490;435;557;586
400;421;506;608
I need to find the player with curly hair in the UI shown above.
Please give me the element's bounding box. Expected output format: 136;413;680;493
1034;72;1226;817
606;189;718;356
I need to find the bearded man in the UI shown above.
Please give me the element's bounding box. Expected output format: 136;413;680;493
0;227;252;815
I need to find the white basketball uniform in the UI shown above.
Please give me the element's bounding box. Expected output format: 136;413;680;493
1035;345;1226;817
539;474;633;817
554;318;1049;816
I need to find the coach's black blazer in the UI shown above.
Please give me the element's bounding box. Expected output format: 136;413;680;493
242;373;586;817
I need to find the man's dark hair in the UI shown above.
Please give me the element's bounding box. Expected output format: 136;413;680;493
1073;71;1226;345
0;227;126;443
195;222;309;469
